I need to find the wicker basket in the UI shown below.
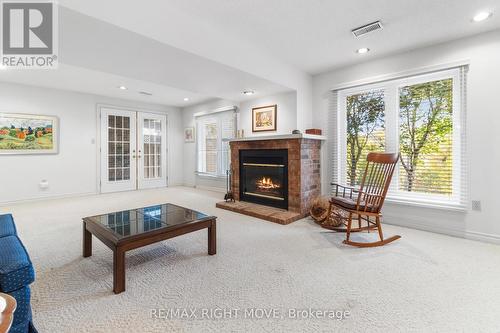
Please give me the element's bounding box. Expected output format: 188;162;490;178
309;196;343;227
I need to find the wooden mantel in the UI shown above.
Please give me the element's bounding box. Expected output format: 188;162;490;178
228;133;327;142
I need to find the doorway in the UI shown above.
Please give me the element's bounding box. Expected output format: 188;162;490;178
100;107;167;193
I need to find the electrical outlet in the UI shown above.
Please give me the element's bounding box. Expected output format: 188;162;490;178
471;200;481;211
39;180;49;190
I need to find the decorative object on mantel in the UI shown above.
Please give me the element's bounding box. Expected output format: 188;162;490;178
292;129;301;134
224;169;235;202
252;104;277;132
326;152;401;247
305;128;322;135
184;127;195;142
0;113;58;154
236;129;245;138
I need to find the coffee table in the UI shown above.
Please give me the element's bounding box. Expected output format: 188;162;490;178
82;203;216;294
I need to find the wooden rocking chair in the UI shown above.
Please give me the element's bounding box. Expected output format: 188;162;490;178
325;152;401;247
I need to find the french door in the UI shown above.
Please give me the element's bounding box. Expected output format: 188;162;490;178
100;108;167;193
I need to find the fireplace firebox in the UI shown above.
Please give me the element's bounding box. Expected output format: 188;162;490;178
239;149;288;209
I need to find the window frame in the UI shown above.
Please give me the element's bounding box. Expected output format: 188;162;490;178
195;110;236;178
336;68;465;210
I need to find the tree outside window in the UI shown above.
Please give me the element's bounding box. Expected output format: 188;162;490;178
399;79;453;194
345;90;385;186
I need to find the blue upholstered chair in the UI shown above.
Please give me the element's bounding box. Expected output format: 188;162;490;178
0;214;37;333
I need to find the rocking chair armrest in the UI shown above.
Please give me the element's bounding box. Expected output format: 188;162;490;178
331;183;359;198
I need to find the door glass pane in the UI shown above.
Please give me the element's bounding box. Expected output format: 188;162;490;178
143;118;162;179
108;115;131;182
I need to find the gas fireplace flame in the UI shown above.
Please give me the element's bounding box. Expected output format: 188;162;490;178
256;177;281;190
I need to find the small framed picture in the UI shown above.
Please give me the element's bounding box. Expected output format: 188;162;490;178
252;105;277;132
184;127;195;142
0;113;59;154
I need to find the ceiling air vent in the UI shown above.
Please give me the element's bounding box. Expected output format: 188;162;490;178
139;91;153;96
351;21;383;37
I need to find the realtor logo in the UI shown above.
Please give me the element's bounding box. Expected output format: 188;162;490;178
1;0;58;68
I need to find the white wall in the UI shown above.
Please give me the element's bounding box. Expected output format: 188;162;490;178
312;29;500;243
239;91;297;136
182;98;238;189
0;82;182;204
181;91;297;190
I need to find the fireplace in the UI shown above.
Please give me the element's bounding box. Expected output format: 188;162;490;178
239;149;288;209
216;135;323;224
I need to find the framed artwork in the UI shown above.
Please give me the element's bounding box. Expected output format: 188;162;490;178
184;127;195;142
252;104;277;132
0;113;58;154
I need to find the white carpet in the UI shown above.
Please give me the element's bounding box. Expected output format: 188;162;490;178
2;187;500;332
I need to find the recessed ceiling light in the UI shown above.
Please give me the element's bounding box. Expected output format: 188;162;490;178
183;97;190;101
473;11;492;22
356;47;370;54
118;86;127;90
243;90;255;96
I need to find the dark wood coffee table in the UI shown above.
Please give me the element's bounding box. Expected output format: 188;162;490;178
82;203;216;294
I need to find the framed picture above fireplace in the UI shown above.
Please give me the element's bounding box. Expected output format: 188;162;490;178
252;104;277;132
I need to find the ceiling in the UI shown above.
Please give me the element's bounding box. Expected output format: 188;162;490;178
1;1;499;107
0;5;294;107
0;64;214;107
60;0;500;75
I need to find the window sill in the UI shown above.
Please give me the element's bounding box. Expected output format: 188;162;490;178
384;197;467;212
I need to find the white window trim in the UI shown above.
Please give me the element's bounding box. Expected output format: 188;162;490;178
335;67;467;211
195;108;237;178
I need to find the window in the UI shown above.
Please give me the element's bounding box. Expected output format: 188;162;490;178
335;67;467;208
196;110;236;177
345;89;385;186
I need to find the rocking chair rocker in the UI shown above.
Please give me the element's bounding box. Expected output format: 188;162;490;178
326;152;401;247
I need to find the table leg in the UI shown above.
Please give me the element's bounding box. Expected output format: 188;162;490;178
208;220;216;255
113;247;126;294
83;221;92;258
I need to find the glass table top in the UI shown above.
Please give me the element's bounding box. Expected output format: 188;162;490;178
85;204;212;239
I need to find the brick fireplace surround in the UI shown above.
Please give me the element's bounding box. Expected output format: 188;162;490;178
216;134;324;224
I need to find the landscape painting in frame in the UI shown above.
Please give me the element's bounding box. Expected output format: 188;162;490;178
0;113;58;154
252;104;277;132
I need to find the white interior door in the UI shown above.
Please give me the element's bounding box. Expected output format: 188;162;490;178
137;112;167;189
100;108;137;193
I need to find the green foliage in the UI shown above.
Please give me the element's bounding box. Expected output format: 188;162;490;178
346;90;385;186
25;135;35;142
399;78;453;194
9;129;17;137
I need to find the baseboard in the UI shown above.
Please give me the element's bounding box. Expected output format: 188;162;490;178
0;191;97;207
384;214;500;245
0;185;179;207
195;185;226;193
462;230;500;244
